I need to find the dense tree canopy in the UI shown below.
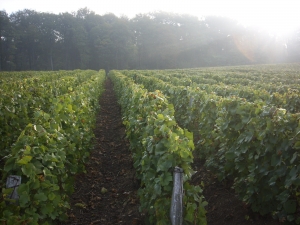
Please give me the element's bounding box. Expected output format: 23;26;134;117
0;8;299;71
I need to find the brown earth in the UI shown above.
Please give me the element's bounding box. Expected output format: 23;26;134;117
191;158;281;225
62;79;142;225
61;78;281;225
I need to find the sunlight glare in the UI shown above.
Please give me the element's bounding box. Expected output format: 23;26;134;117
221;0;300;35
2;0;299;36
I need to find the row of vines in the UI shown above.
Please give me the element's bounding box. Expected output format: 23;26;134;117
110;70;207;224
115;63;300;223
0;70;105;224
1;64;299;224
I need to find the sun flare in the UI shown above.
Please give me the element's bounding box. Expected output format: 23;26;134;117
1;0;300;36
223;0;300;35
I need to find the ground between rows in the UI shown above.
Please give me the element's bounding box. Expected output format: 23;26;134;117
63;78;280;225
63;79;142;224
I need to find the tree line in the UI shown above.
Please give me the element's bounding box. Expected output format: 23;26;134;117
0;8;299;71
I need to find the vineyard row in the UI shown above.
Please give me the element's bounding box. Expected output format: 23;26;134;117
116;67;300;223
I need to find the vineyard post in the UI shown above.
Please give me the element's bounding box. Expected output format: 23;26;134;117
170;166;183;225
6;175;21;204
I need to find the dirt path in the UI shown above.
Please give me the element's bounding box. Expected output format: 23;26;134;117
192;159;281;225
64;79;142;225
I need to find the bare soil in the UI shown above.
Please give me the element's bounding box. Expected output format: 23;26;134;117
63;79;142;224
191;158;281;225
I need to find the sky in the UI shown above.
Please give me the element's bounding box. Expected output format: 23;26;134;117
1;0;300;35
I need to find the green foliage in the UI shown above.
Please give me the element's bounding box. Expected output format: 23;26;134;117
0;70;98;158
110;70;207;224
0;70;105;224
119;65;300;223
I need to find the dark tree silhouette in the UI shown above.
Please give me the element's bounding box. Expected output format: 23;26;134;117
0;9;298;71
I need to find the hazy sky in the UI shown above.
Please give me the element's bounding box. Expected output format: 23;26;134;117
1;0;300;35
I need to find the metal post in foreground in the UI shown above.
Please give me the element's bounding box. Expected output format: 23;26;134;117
170;166;184;225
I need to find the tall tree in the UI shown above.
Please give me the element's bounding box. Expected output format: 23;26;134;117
10;10;42;70
0;9;297;71
0;10;15;70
